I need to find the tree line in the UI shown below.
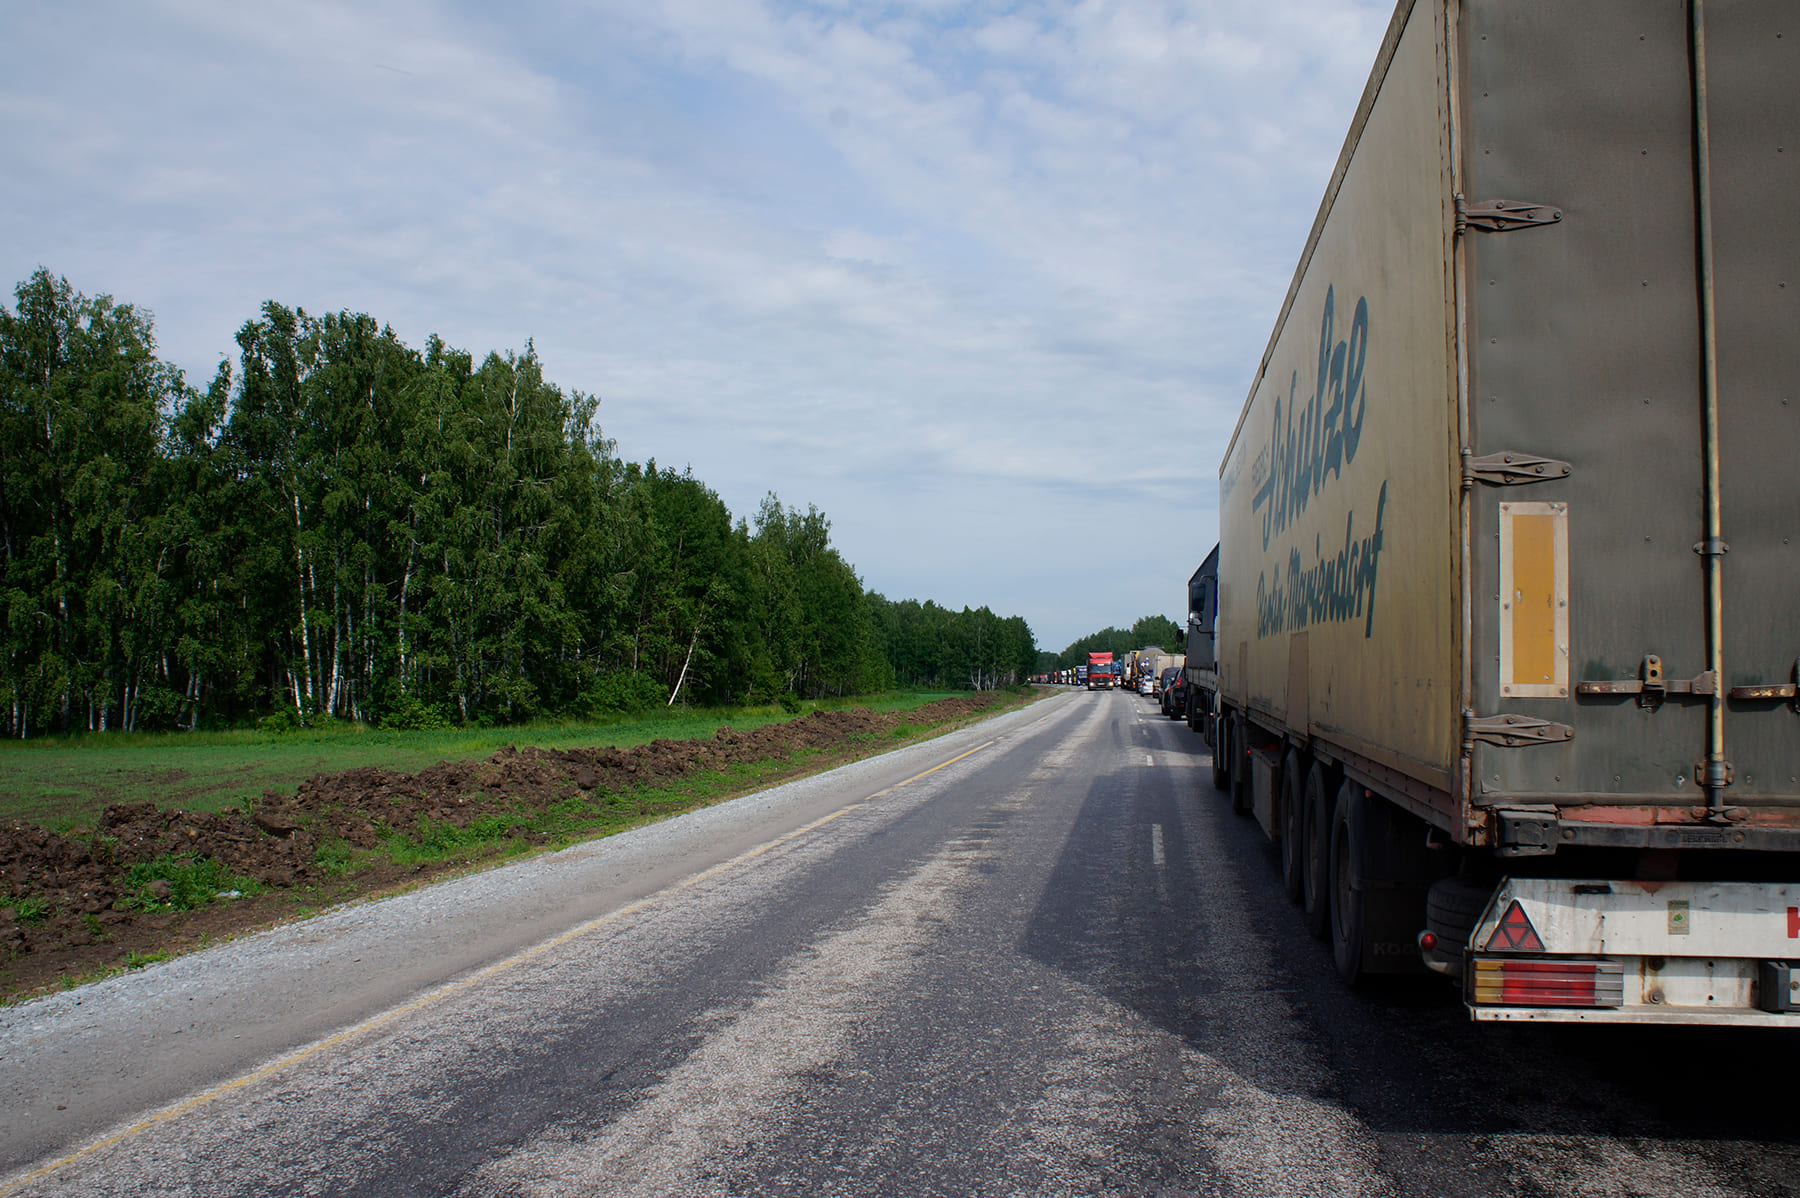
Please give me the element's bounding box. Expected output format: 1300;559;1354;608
0;270;1036;737
867;597;1036;692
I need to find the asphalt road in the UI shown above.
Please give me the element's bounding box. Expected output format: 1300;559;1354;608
5;689;1800;1196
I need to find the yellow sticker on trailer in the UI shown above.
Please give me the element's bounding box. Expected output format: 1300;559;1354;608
1499;502;1569;698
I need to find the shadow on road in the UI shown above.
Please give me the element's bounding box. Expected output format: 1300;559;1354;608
1016;740;1800;1150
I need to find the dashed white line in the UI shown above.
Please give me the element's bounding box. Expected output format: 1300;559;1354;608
1151;824;1165;867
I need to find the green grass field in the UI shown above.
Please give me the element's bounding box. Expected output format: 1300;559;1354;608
0;692;969;830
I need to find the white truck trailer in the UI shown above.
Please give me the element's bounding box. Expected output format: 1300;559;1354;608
1209;0;1800;1025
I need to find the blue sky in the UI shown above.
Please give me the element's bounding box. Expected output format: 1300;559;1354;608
2;0;1392;653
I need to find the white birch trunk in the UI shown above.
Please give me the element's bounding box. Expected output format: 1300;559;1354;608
292;494;314;713
326;552;341;717
667;628;701;706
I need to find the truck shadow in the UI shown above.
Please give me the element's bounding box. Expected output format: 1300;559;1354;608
1016;750;1800;1149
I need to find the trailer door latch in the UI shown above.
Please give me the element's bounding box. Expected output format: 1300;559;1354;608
1466;712;1574;746
1726;660;1800;711
1455;196;1564;234
1463;451;1573;487
1576;655;1717;707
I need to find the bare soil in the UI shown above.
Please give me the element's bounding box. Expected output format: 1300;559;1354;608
0;695;1013;1000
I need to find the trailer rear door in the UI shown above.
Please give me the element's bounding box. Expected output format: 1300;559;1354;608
1463;0;1799;820
1707;2;1800;806
1462;0;1709;809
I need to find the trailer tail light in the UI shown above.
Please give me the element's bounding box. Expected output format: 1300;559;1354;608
1471;958;1624;1008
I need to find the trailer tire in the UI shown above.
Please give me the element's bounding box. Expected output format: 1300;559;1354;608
1210;712;1229;792
1426;876;1495;969
1228;714;1251;815
1301;762;1333;939
1280;749;1305;904
1330;788;1370;984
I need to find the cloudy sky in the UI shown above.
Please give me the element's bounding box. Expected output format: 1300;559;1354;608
3;0;1391;654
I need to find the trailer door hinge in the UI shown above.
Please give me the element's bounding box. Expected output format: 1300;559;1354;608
1455;196;1564;234
1466;712;1574;746
1576;655;1717;707
1463;451;1573;487
1727;659;1800;711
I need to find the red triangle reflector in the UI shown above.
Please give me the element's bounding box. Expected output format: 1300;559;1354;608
1487;899;1546;952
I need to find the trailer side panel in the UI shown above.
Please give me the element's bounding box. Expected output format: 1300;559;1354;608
1218;0;1460;796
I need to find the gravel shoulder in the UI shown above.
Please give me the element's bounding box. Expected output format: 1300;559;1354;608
0;691;1069;1179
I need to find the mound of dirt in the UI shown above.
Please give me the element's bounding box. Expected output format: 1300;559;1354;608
0;695;1007;994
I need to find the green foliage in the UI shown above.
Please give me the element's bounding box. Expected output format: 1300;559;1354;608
1129;615;1183;650
124;951;167;969
0;270;1033;738
118;854;258;911
380;695;451;731
397;812;521;856
580;669;666;716
312;838;353;879
259;708;300;735
866;595;1035;691
13;897;50;925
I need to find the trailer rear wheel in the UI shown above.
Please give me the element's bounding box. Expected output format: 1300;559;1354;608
1301;762;1333;939
1228;714;1251;815
1329;788;1369;984
1425;876;1495;979
1210;716;1229;791
1280;749;1305;904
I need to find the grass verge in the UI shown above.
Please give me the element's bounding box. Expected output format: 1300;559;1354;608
0;688;1045;1003
0;692;974;830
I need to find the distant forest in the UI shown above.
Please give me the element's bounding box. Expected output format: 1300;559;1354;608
0;270;1037;737
1043;615;1184;672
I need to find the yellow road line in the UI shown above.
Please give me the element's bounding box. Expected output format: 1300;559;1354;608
2;735;1000;1194
894;739;994;786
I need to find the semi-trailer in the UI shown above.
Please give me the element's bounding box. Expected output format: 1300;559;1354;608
1203;0;1800;1026
1144;652;1183;696
1125;648;1164;693
1185;549;1220;748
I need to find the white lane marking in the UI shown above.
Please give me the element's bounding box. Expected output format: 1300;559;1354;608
1150;824;1164;867
1144;754;1153;766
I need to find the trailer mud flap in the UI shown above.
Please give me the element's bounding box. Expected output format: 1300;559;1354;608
1359;884;1432;975
1348;791;1430;976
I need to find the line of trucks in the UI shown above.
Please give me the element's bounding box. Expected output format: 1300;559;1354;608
1077;650;1186;694
1178;0;1799;1026
1032;651;1186;692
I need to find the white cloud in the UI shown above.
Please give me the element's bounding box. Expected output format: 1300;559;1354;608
1;0;1392;651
